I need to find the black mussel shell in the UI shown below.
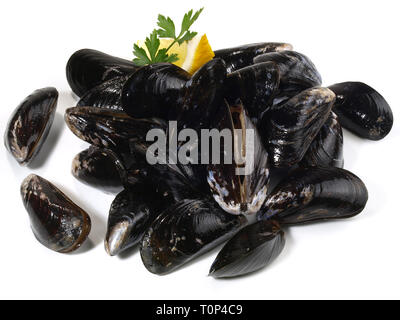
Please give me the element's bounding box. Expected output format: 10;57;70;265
259;87;335;168
328;82;393;140
209;220;285;278
64;107;166;153
141;199;247;275
271;83;311;109
207;101;270;215
257;167;368;225
66;49;139;97
77;75;129;111
71;146;126;193
179;59;227;131
105;186;166;256
21;174;91;253
301;112;344;168
214;42;293;74
225;62;280;122
4;87;58;166
254;51;322;88
121;63;190;120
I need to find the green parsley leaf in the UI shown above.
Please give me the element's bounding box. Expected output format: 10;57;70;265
157;14;176;38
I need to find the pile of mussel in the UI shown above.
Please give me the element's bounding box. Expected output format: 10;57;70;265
4;42;393;278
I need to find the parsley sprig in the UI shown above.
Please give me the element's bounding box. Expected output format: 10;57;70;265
133;8;204;66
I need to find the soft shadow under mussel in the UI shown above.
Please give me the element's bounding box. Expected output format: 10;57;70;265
207;100;270;216
21;174;91;253
66;49;139;97
209;220;285;278
257;167;368;225
328;82;393;140
140;198;247;275
4;87;58;166
259;87;335;168
214;42;293;74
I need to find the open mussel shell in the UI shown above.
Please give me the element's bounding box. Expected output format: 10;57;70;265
259;87;335;168
301;112;344;168
4;87;58;166
64;106;166;153
328;82;393;140
66;49;139;97
257;167;368;225
254;51;322;88
72;146;126;194
105;185;166;256
179;59;227;131
140;199;247;275
225;62;280;122
77;75;129;111
121;63;190;120
21;174;91;253
207;100;270;215
209;220;285;278
214;42;293;74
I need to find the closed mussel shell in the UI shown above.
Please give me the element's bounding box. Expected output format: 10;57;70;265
121;63;191;120
21;174;91;253
328;82;393;140
77;75;129;111
301;112;344;168
64;106;166;153
66;49;139;97
4;87;58;166
105;186;166;256
71;146;126;193
214;42;293;74
140;199;247;275
257;167;368;225
254;51;322;88
209;220;285;278
259;87;335;168
225;62;280;122
207;100;270;215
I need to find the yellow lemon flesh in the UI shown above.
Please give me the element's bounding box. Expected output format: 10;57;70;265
136;34;214;74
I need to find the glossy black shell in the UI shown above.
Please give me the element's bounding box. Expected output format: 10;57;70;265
257;167;368;225
4;87;58;166
21;174;91;253
66;49;139;97
121;63;190;120
329;82;393;140
214;42;293;74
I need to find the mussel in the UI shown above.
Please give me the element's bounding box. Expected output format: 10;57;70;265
21;174;91;253
179;59;227;131
259;87;335;168
66;49;139;97
328;82;393;140
209;220;285;278
225;62;280;122
105;186;166;256
77;75;129;111
72;146;126;193
301;112;344;168
254;51;322;88
121;63;191;120
207;100;270;215
4;87;58;166
141;199;247;275
214;42;293;74
64;106;166;153
257;167;368;225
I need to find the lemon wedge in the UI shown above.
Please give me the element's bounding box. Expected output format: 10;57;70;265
136;34;214;74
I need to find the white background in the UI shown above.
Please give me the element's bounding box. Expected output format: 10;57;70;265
0;0;399;300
